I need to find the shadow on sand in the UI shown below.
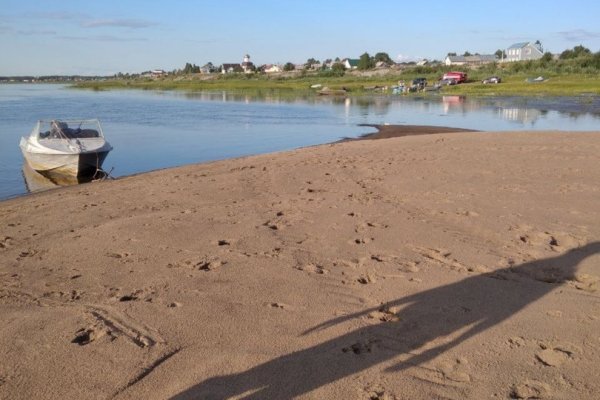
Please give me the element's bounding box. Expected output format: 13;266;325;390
172;242;600;399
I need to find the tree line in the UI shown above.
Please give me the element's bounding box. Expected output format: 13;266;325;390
165;45;600;79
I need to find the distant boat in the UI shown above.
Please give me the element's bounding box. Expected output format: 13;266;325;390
19;119;112;179
317;87;348;96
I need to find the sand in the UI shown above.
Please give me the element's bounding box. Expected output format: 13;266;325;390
1;128;600;399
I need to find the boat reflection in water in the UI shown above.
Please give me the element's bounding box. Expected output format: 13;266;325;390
21;162;107;193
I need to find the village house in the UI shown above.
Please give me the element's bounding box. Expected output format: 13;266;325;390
221;64;243;74
262;64;282;73
150;69;167;78
504;42;544;62
444;54;497;66
343;58;359;69
221;54;255;74
199;63;216;74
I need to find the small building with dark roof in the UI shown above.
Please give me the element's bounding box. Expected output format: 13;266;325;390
444;55;498;66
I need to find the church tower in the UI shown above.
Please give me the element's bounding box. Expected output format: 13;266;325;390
241;54;254;73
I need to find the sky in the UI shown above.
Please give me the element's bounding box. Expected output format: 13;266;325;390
1;0;600;76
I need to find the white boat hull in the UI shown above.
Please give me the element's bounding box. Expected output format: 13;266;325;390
20;146;110;177
19;121;112;179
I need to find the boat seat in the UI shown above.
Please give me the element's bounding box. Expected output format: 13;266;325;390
63;129;100;138
75;129;100;138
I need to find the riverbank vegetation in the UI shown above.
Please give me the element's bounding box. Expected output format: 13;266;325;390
74;46;600;96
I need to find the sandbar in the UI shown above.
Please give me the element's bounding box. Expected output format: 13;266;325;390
1;128;599;399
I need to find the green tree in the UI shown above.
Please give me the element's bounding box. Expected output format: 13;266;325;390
495;49;506;59
283;62;295;71
357;52;374;70
203;62;216;73
541;52;553;63
182;62;200;74
463;51;472;56
373;52;393;64
305;58;319;69
447;52;457;57
560;45;591;59
331;62;346;75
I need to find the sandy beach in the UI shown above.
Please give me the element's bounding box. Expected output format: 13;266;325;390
1;127;600;399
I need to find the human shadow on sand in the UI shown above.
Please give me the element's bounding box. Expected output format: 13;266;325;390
172;242;600;399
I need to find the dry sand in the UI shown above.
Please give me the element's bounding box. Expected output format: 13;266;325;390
1;128;600;399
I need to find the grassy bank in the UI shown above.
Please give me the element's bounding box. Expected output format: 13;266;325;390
74;70;600;97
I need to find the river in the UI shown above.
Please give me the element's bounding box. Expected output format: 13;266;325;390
1;84;599;200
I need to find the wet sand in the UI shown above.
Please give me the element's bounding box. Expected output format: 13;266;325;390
356;124;479;140
1;128;600;399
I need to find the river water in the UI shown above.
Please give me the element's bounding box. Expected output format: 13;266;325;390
1;84;599;200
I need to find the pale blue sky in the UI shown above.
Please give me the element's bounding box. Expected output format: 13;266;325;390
1;0;600;76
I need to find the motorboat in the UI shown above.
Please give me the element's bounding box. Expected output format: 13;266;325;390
19;119;112;179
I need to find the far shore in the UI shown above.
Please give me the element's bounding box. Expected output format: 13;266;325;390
71;72;600;96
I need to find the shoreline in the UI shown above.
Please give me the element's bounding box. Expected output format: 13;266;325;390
10;124;480;202
355;124;479;140
1;130;600;399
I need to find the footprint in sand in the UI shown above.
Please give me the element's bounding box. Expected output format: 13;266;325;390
370;254;421;274
436;357;472;383
398;261;421;273
295;264;328;275
197;257;227;271
357;273;376;284
42;290;83;302
119;294;139;302
413;247;468;273
511;380;551;399
568;273;599;292
507;336;526;349
352;237;373;245
342;339;379;355
168;256;227;271
362;384;396;400
82;308;162;349
513;225;584;253
370;254;396;263
106;252;133;263
535;342;580;367
263;221;280;230
16;249;37;260
0;236;13;249
267;302;293;310
368;304;400;322
71;326;108;346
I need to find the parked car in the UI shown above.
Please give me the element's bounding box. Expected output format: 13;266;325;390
482;76;501;84
411;77;427;90
442;71;467;83
439;78;457;86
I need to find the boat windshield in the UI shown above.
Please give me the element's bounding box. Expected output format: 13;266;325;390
38;119;103;140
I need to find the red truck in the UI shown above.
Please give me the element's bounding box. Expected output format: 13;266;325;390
442;71;468;84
